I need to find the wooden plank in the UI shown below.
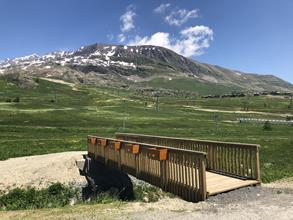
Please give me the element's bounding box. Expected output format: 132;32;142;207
206;171;259;196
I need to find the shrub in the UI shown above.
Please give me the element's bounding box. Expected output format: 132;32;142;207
134;184;164;202
0;183;169;211
12;97;20;103
0;183;79;211
263;121;272;130
34;77;40;83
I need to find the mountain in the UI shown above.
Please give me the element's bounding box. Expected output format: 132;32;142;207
0;43;292;94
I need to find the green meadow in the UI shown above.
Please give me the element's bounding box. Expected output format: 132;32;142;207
0;79;292;183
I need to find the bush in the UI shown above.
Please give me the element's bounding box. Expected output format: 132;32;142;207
34;77;40;83
0;183;169;211
12;97;20;103
0;183;79;211
134;185;164;202
263;121;272;130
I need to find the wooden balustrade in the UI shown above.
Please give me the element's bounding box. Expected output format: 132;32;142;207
87;135;207;202
116;133;260;181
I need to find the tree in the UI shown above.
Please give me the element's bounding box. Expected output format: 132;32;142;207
263;121;272;130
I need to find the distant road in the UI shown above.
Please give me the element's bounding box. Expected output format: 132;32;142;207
185;106;293;117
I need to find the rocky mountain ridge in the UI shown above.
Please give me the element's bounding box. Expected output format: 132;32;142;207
0;43;292;93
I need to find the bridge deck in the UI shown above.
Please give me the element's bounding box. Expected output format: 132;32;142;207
206;171;259;196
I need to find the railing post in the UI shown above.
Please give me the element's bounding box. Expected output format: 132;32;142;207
199;156;207;201
135;154;140;178
117;149;122;170
255;145;261;182
104;147;107;165
160;160;167;190
87;136;90;154
208;145;213;170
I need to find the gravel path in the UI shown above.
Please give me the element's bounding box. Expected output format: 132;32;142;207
125;185;293;220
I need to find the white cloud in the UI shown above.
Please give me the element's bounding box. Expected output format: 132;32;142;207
118;33;126;43
154;3;171;13
120;6;136;32
127;25;213;57
128;32;171;49
165;8;199;26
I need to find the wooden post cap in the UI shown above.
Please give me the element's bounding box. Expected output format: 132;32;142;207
90;137;97;145
147;148;168;161
114;141;121;151
100;139;107;147
132;144;140;154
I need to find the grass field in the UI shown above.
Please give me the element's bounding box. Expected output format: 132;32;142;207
137;77;242;95
0;78;292;183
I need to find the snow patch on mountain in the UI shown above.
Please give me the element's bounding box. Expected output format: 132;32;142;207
0;45;137;73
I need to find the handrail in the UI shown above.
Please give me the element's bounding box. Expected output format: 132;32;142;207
116;133;261;181
87;135;207;202
116;133;259;148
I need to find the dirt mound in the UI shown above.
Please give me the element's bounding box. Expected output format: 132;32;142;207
0;151;87;191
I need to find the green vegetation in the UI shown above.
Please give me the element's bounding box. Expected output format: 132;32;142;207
0;79;292;183
263;121;272;130
134;185;165;202
0;183;166;211
0;183;78;211
138;77;241;95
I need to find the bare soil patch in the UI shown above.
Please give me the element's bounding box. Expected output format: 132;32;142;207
0;151;87;191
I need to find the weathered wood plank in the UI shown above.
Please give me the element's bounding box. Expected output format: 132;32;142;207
206;171;259;196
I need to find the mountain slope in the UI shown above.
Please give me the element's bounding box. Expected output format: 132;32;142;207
0;43;292;93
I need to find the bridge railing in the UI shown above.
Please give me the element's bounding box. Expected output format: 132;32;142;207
87;135;207;202
116;133;260;181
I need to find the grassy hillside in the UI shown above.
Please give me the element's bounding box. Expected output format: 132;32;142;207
0;79;292;183
137;77;243;95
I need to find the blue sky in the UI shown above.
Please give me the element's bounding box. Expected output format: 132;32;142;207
0;0;292;83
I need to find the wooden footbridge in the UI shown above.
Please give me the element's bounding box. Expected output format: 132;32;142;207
87;133;260;202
